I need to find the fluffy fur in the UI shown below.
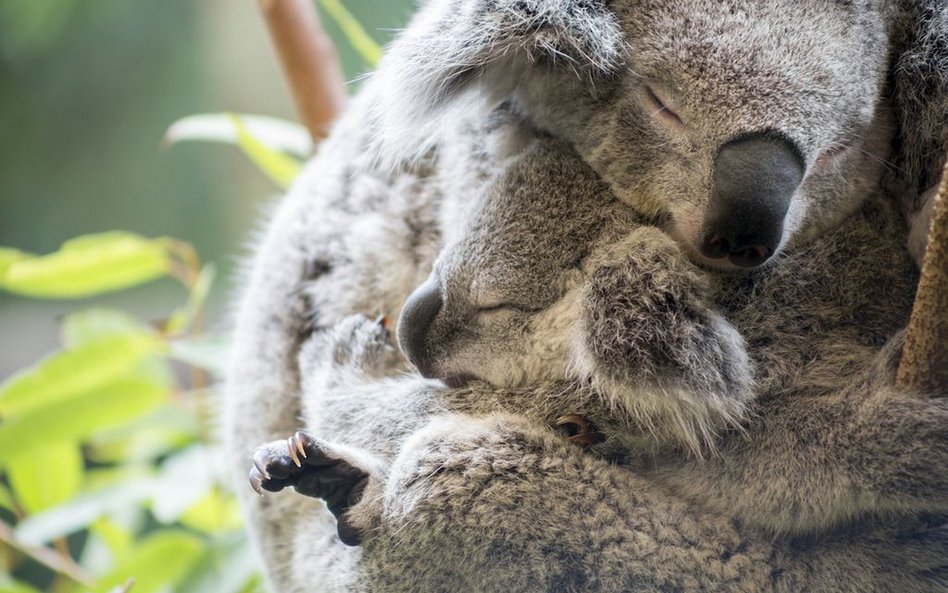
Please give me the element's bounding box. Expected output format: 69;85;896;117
224;0;948;591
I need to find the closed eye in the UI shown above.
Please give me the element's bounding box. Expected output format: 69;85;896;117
643;84;685;129
476;303;544;315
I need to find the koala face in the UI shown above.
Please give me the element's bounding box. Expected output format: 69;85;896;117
379;0;896;271
397;139;638;388
519;0;892;270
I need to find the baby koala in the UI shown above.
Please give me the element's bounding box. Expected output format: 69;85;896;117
251;134;948;547
396;136;753;454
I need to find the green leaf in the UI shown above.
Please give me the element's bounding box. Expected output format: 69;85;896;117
228;114;302;189
16;471;156;545
0;577;43;593
86;405;199;464
0;482;15;512
163;113;312;157
7;441;83;514
177;534;259;593
169;336;228;376
318;0;383;66
0;247;31;277
0;377;169;466
0;232;172;298
61;308;151;347
90;518;133;560
0;333;163;417
179;489;244;533
92;531;205;593
166;263;216;336
151;446;217;524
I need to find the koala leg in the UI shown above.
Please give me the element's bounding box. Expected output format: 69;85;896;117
250;432;383;546
575;225;753;453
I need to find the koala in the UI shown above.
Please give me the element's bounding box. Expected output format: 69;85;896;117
254;131;947;540
224;0;948;591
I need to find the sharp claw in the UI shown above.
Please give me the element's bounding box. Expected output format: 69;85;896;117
250;472;265;496
252;452;271;480
288;437;302;468
295;432;308;460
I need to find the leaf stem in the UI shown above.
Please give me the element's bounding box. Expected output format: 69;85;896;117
0;519;94;587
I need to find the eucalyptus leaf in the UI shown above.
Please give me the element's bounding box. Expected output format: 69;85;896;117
7;441;83;514
0;377;169;465
0;232;171;298
318;0;383;66
61;308;151;347
169;336;228;376
178;489;244;533
163;113;312;157
0;482;15;511
0;333;164;417
0;577;43;593
0;247;31;277
228;114;302;189
92;531;205;593
177;533;259;593
150;445;216;524
15;473;156;546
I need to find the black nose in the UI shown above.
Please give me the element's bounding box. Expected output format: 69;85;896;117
701;132;804;268
397;278;443;376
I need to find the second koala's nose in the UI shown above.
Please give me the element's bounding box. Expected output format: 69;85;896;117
397;278;443;376
701;132;804;268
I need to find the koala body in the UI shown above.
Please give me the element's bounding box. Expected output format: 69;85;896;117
225;0;948;591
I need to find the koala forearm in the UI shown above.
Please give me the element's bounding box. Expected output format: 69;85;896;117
658;382;948;535
353;413;946;593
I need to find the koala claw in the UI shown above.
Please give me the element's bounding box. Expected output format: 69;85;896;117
248;431;371;546
555;414;604;447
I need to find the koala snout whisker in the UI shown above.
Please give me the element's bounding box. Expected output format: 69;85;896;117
700;132;804;268
397;278;444;376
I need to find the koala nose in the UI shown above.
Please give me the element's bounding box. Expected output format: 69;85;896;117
701;132;804;268
397;278;443;376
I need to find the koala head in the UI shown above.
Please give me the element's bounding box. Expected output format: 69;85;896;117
397;135;750;452
374;0;944;270
397;137;637;388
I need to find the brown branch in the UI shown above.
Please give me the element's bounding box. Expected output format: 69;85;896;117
898;158;948;391
0;519;94;587
258;0;348;142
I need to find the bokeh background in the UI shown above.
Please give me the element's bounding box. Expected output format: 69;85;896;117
0;0;414;375
0;2;414;592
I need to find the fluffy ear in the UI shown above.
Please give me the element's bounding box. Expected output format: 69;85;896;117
886;1;948;212
364;0;624;165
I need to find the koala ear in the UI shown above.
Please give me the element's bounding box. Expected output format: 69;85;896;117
885;2;948;213
365;0;624;166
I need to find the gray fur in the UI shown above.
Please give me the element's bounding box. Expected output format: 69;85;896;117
225;0;948;591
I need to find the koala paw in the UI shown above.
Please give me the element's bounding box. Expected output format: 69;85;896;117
249;432;371;546
300;314;397;381
554;414;605;447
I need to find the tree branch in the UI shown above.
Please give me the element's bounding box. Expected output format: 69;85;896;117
898;158;948;391
258;0;348;142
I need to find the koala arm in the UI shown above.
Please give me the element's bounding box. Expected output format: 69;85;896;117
655;333;948;535
335;411;948;593
574;225;754;454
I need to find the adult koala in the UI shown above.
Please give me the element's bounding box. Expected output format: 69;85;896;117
225;0;948;591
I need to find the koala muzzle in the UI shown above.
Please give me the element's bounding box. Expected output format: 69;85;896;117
397;278;443;376
700;133;804;268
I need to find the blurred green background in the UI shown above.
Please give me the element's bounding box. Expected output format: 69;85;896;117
0;0;414;376
0;2;414;592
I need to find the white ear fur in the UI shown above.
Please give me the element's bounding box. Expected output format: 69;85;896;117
364;0;625;169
